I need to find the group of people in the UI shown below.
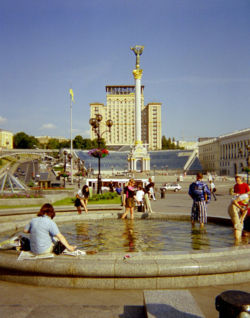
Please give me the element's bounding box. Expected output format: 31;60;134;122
121;178;155;219
21;173;249;258
189;173;249;241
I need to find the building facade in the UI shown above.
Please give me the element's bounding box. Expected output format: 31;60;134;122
90;85;162;150
0;129;13;149
36;136;69;145
198;128;250;176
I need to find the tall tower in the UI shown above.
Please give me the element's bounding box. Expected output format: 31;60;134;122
128;45;150;172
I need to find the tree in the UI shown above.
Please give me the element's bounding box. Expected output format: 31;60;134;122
161;135;183;150
73;135;84;149
82;138;92;149
91;138;106;149
59;140;70;148
14;132;40;149
47;138;60;149
162;135;168;149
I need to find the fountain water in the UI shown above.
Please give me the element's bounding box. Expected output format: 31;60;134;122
0;210;249;289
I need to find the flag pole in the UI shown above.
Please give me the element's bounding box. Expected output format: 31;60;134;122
70;90;73;185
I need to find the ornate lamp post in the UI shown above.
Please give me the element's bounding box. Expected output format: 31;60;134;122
76;158;85;188
63;150;72;188
89;114;113;194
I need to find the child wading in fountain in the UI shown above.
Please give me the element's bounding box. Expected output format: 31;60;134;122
121;179;139;219
188;173;211;228
75;185;89;214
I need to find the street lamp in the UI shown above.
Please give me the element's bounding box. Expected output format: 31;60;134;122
63;150;72;188
89;114;113;194
76;158;85;188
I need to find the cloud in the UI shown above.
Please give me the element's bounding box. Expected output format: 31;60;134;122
0;116;7;124
40;123;56;130
72;129;90;137
72;129;90;138
81;129;90;138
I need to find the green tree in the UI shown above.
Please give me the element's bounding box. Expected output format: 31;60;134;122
14;132;40;149
47;138;60;149
91;138;106;149
161;135;183;150
82;138;92;149
59;140;70;148
162;135;168;149
73;135;84;149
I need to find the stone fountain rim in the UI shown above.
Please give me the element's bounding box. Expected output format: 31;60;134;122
0;211;249;289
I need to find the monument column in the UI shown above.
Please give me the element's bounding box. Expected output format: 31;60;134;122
131;46;144;145
128;45;150;172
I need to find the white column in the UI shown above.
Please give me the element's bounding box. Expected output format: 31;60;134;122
133;68;143;145
135;78;141;144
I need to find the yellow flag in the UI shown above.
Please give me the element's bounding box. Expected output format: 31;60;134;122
69;88;75;103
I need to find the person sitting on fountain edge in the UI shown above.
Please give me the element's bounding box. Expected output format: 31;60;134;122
24;203;76;255
188;172;211;228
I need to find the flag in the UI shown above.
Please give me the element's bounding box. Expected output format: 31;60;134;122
69;88;75;103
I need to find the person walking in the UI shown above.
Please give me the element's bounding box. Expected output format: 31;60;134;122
209;180;217;201
188;173;211;227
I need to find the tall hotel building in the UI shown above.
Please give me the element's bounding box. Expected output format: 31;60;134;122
90;85;162;150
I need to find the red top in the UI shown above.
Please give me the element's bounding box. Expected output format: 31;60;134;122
234;183;250;194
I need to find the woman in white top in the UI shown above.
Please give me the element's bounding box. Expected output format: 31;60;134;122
136;186;144;203
136;186;145;212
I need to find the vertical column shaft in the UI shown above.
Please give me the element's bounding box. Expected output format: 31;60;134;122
135;78;141;144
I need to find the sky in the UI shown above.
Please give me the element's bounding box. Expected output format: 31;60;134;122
0;0;249;141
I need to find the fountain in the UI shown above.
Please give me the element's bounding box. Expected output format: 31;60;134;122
0;210;249;290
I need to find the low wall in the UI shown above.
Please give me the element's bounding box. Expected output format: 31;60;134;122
0;192;74;207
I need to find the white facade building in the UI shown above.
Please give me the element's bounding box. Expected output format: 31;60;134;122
198;128;250;176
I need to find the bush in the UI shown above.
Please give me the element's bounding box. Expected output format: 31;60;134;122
28;181;35;187
90;192;118;201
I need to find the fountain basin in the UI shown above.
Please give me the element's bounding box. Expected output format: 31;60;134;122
0;211;249;289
